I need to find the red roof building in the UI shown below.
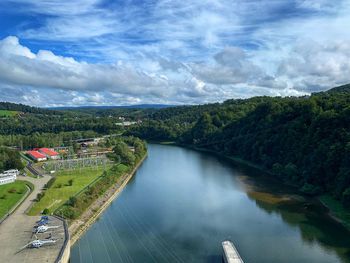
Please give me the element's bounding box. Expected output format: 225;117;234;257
27;151;47;161
38;148;60;159
39;148;59;157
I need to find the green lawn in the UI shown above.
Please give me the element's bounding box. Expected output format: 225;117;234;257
0;110;18;117
0;181;29;219
28;166;108;215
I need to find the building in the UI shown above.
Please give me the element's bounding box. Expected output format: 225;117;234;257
27;151;47;162
0;169;18;185
38;148;60;160
3;169;19;176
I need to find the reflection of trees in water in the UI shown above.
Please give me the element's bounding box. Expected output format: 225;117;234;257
248;192;350;263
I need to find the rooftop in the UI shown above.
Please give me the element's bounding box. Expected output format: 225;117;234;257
39;148;59;156
27;151;46;159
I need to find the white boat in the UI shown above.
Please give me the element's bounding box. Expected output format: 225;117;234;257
222;240;244;263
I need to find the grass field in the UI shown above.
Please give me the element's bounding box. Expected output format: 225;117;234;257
0;110;18;117
28;166;108;215
0;181;29;219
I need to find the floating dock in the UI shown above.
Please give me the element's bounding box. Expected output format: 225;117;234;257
222;240;244;263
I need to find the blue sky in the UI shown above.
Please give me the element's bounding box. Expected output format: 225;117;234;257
0;0;350;106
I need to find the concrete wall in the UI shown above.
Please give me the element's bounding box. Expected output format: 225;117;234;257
57;238;70;263
54;216;71;263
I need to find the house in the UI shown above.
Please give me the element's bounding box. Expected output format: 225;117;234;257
0;169;18;185
27;150;47;162
38;148;60;160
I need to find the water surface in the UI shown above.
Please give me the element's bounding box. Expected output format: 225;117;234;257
71;144;350;263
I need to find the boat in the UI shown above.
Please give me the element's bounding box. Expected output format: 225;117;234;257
222;240;244;263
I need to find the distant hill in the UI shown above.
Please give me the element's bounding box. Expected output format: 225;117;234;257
48;104;175;110
323;83;350;94
0;102;60;115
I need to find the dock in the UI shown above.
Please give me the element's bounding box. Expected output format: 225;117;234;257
222;240;244;263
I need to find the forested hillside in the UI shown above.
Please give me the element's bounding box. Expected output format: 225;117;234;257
0;102;60;115
128;84;350;207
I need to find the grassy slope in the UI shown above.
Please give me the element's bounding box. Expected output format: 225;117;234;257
0;181;28;218
28;166;108;215
59;163;130;219
0;110;18;117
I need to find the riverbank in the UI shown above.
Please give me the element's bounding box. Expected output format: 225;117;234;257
319;195;350;230
157;141;350;232
69;153;147;246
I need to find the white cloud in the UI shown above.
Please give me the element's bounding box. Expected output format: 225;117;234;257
278;41;350;92
0;36;306;106
1;0;350;106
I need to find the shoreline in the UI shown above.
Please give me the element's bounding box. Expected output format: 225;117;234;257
69;154;147;246
156;141;350;232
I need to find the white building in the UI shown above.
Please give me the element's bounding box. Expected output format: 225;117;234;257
0;169;18;185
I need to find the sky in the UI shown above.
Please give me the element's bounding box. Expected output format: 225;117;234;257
0;0;350;107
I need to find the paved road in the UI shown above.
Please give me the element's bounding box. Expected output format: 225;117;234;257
0;175;65;263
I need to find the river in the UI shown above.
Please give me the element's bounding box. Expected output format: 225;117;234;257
70;144;350;263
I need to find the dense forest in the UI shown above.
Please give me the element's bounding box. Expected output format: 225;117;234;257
128;84;350;207
0;147;24;172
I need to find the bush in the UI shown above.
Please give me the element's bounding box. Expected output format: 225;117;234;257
68;179;74;186
45;177;56;189
8;188;16;193
56;183;62;188
0;194;6;199
300;183;323;195
36;192;45;201
42;208;49;215
61;207;77;219
68;196;77;207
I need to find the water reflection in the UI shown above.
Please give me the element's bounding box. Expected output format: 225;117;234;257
71;144;350;263
244;181;350;262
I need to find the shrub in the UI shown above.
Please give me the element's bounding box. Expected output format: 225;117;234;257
8;188;16;193
36;192;45;201
68;196;77;207
61;207;77;219
45;177;56;189
56;183;62;188
42;208;49;215
0;194;6;199
300;183;322;195
68;179;74;186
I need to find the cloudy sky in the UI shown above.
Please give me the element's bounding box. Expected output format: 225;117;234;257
1;0;350;106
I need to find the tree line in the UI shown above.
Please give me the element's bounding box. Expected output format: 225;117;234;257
128;84;350;207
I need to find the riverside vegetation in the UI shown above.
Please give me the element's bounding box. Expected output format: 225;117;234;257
53;136;146;220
